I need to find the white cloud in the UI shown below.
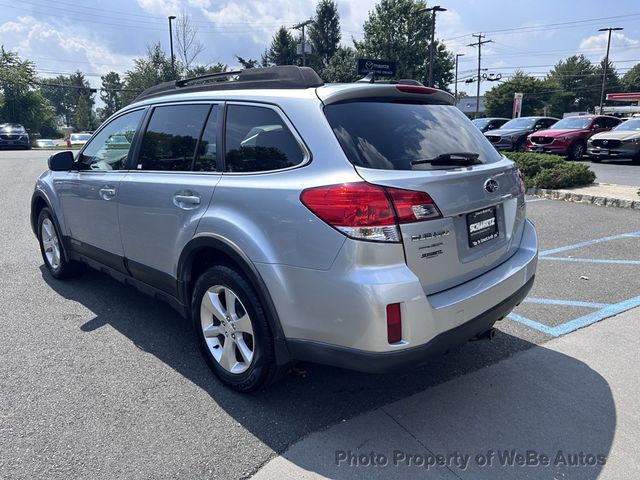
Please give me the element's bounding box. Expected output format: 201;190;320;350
137;0;184;17
579;31;639;51
0;16;135;86
198;0;316;46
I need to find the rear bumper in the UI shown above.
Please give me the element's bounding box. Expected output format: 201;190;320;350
287;274;534;373
261;219;538;372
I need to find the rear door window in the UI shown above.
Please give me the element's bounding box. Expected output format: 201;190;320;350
324;102;502;171
138;104;210;171
224;105;305;172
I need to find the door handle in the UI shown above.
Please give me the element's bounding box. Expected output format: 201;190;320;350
99;186;116;200
174;195;200;205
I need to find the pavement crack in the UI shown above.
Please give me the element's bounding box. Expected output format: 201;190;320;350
380;406;464;480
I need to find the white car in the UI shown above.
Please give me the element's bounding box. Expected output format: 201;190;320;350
70;133;92;146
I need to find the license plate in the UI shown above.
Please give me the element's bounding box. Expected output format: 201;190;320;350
467;206;499;248
535;147;544;152
597;149;609;155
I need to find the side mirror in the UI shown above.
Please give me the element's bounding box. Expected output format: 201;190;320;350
48;151;75;171
534;124;543;130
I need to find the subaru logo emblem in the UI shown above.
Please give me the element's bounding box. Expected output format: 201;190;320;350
484;178;499;193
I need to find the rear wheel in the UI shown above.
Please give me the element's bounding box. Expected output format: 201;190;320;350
192;265;278;392
37;207;83;279
568;141;585;160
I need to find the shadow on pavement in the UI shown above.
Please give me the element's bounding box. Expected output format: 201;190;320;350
41;267;615;479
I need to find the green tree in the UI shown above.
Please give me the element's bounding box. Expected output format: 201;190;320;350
621;63;640;91
99;71;122;121
121;43;176;105
595;58;622;101
308;0;341;69
234;55;259;69
186;62;228;77
545;55;599;115
485;71;548;118
74;95;93;131
266;27;297;66
0;47;56;136
354;0;454;90
39;75;75;126
321;47;358;82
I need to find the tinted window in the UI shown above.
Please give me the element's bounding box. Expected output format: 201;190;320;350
78;109;144;171
614;119;640;131
193;106;219;172
550;118;591;129
224;105;304;172
501;118;536;129
138;104;210;171
324;102;502;171
605;117;620;128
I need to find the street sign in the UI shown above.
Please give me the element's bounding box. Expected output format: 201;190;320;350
357;58;396;77
512;92;524;118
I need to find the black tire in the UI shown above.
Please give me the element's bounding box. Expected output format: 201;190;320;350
515;138;526;152
632;154;640;165
591;156;602;163
192;265;278;392
568;141;585;160
37;207;83;279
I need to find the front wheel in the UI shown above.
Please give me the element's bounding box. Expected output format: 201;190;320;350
568;141;585;160
37;207;83;279
192;265;278;392
515;139;526;152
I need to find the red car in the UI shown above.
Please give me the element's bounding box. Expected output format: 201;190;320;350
525;115;621;160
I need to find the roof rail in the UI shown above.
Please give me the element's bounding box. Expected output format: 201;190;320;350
355;72;424;86
135;65;324;102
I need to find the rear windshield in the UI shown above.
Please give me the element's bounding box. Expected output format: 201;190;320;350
324;102;502;170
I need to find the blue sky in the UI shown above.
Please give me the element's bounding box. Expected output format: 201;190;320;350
0;0;639;95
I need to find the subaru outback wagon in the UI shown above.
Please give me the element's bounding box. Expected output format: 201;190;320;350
32;66;537;392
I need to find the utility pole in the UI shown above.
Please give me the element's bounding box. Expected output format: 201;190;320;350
598;27;623;114
454;53;464;102
291;19;314;67
467;33;492;119
420;5;447;87
168;15;176;78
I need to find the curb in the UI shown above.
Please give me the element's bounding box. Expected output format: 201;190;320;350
527;187;640;210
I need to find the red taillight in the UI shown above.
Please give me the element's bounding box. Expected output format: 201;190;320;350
386;303;402;344
385;187;441;223
395;84;438;95
300;182;441;242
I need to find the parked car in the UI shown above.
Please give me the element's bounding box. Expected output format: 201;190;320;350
471;117;510;133
35;139;56;148
31;66;537;392
526;115;620;160
588;118;640;163
69;133;92;146
484;116;559;152
0;123;30;149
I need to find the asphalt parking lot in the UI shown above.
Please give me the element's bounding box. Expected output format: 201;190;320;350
577;158;640;186
1;149;639;480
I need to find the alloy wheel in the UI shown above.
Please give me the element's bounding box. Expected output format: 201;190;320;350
41;218;61;270
200;285;255;374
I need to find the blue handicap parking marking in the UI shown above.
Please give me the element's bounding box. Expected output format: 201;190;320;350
506;231;640;336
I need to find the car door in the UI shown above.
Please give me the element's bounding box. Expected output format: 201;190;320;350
56;108;145;272
117;103;221;296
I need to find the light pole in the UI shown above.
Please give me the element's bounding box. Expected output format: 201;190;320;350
454;53;464;102
422;5;447;87
168;15;176;78
598;27;623;113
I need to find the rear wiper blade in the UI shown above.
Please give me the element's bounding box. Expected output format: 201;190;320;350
411;152;481;166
